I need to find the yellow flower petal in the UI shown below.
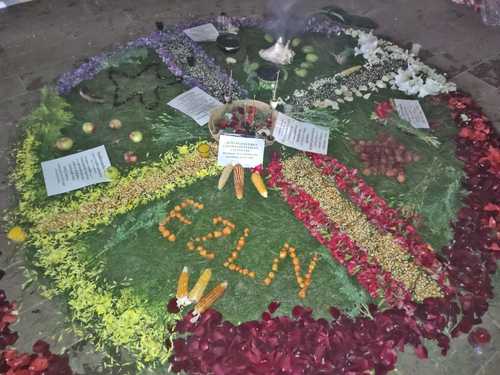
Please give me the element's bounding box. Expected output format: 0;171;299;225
7;226;27;242
177;145;190;155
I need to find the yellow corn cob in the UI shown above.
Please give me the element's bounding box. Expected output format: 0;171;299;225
176;266;189;300
233;164;245;200
188;268;212;302
340;65;362;77
218;165;234;190
251;172;268;198
194;281;228;314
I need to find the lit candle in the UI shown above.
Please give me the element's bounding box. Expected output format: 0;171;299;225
272;70;280;102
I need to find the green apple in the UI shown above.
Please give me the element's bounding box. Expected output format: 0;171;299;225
264;33;274;43
294;68;308;78
302;45;315;54
55;137;74;151
305;53;319;63
129;130;143;143
104;166;121;180
109;118;122;129
82;122;96;134
291;38;302;47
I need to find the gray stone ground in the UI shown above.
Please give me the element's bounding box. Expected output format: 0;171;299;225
1;0;500;374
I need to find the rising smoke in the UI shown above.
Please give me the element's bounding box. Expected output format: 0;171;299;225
263;0;308;40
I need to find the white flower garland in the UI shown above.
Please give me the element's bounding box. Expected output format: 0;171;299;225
348;29;456;97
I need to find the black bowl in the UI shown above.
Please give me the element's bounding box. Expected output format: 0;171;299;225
216;33;241;53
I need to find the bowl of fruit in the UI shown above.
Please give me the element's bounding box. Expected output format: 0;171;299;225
208;100;276;146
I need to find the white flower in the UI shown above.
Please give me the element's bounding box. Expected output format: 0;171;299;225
394;63;456;97
293;90;306;98
354;31;383;63
417;78;442;97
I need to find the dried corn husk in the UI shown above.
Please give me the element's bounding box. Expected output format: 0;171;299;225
218;165;234;190
233;164;245;199
194;281;228;314
188;268;212;302
251;172;268;198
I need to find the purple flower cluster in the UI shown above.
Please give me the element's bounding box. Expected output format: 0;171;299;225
56;15;343;98
56;17;257;100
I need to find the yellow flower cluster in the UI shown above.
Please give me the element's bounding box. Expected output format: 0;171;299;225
282;155;443;302
36;143;220;234
13;140;221;368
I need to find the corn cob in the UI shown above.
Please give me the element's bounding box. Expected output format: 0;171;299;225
233;164;245;200
251;172;268;198
194;281;228;314
218;165;234;190
188;268;212;302
176;266;189;300
340;65;362;77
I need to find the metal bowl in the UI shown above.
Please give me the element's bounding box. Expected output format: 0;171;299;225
216;33;241;53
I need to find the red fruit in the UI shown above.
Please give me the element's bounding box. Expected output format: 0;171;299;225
32;340;50;355
386;169;397;178
468;327;491;347
404;152;413;163
166;297;180;314
29;357;49;372
123;151;138;164
268;301;281;314
6;353;31;369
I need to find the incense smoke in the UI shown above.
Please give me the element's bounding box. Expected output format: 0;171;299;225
263;0;308;40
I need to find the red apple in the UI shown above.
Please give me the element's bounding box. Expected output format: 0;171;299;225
123;151;138;164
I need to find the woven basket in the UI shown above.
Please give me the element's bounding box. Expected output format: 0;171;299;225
208;100;276;146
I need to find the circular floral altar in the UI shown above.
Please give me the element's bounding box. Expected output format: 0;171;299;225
4;11;500;375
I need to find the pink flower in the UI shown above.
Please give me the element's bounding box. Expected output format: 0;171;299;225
374;100;395;119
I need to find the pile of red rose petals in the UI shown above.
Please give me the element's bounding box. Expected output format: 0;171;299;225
170;304;432;375
1;340;73;375
171;91;498;374
1;270;73;375
1;289;18;352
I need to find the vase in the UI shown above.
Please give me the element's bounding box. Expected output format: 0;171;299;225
481;0;500;26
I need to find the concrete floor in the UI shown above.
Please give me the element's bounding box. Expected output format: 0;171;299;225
1;0;499;374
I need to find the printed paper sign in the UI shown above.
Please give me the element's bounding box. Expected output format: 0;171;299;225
393;99;430;129
183;23;220;42
41;145;111;196
273;112;330;155
217;134;265;168
168;87;222;126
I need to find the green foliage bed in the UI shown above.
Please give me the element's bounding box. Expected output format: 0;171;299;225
11;23;466;370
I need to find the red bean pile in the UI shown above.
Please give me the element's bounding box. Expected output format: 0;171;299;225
352;134;421;184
